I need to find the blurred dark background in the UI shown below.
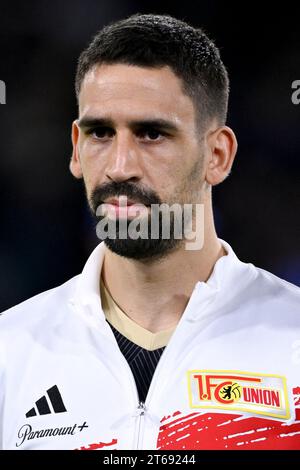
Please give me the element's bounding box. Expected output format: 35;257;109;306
0;1;299;311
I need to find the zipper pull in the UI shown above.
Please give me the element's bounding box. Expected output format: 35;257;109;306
137;401;146;416
135;402;146;449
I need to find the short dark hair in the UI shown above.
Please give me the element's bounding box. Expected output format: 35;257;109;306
75;14;229;127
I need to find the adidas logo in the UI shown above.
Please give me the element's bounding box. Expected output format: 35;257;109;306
26;385;67;418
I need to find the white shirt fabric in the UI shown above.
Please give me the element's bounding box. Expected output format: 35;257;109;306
0;239;299;450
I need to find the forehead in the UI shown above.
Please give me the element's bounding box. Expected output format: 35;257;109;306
78;63;196;124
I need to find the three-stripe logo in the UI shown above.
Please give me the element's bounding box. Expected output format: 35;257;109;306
26;385;67;418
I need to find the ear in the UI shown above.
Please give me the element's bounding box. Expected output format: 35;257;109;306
205;126;238;186
70;120;83;179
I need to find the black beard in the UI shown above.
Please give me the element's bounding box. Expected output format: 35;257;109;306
89;182;183;261
99;214;183;261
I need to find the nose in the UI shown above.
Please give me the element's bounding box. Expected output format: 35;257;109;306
105;130;144;183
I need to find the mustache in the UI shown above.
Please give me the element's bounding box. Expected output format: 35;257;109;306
90;181;162;214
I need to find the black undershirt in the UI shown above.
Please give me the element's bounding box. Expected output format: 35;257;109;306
107;321;165;403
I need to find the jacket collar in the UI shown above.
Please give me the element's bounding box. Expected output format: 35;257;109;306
73;239;254;322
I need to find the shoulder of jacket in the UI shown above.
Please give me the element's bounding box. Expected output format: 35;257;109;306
0;275;80;332
246;264;300;312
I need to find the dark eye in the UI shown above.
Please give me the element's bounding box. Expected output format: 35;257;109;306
146;129;161;140
91;127;114;139
138;128;163;141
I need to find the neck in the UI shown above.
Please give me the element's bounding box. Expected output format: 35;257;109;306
101;196;226;333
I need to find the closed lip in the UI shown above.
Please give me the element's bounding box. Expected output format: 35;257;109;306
103;197;145;207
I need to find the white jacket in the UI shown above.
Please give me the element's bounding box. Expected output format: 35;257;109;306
0;240;300;450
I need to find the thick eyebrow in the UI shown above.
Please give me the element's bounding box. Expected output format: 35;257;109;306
77;116;179;133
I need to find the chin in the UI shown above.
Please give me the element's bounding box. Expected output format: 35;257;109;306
103;237;181;261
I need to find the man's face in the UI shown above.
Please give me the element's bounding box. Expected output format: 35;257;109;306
71;64;209;259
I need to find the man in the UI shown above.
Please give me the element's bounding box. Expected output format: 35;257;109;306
0;14;299;451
